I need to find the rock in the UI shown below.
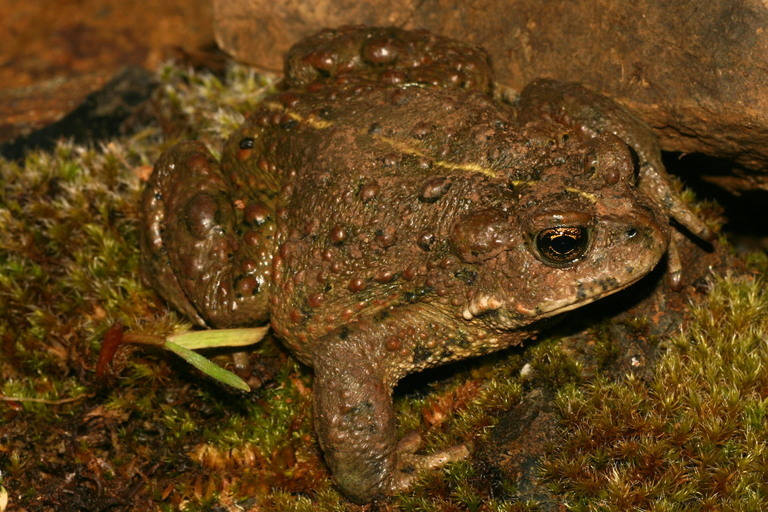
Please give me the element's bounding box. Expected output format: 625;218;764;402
0;67;158;160
0;0;213;148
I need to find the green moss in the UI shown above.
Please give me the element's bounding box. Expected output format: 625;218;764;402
155;62;277;151
543;269;768;510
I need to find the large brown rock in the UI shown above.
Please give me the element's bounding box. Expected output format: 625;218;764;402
0;0;212;146
214;0;768;192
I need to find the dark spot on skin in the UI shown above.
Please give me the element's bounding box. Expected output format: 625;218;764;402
338;326;350;340
368;123;382;135
239;137;255;149
598;277;619;292
403;287;434;303
412;345;433;364
475;308;499;320
348;402;375;427
449;336;471;349
300;305;314;321
417;231;436;251
453;268;478;285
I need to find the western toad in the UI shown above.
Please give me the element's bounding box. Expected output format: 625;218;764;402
140;26;710;503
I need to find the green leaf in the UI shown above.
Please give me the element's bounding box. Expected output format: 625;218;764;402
167;327;269;350
164;340;250;392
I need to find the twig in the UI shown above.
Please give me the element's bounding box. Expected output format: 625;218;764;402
0;393;93;405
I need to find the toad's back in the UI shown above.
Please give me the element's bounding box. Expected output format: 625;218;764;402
219;77;591;365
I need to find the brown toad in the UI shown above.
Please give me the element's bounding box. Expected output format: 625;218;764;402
140;26;710;503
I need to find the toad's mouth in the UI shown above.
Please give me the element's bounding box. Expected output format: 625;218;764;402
461;271;651;329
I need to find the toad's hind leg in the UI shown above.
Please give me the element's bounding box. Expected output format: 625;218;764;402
140;141;271;327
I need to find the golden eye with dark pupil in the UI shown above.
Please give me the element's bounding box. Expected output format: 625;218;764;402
536;226;589;264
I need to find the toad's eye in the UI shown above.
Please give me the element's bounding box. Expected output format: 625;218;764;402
535;226;589;265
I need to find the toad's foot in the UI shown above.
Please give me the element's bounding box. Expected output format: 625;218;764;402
389;431;470;493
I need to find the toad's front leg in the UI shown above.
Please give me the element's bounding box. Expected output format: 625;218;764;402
311;319;467;503
313;333;398;503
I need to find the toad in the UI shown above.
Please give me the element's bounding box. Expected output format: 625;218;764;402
140;26;710;503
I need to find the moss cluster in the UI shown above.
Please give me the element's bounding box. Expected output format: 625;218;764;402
544;268;768;510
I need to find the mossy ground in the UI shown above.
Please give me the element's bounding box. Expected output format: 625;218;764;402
0;62;765;512
542;267;768;511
